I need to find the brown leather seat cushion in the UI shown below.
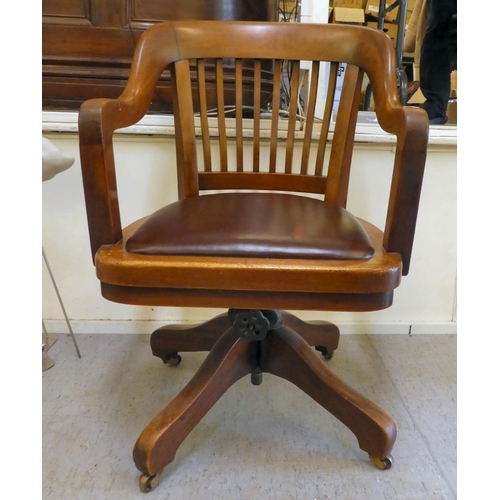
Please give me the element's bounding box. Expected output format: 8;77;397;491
125;193;375;260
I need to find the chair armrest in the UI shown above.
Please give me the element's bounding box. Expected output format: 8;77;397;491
79;96;158;261
79;25;180;261
79;98;125;261
349;25;429;275
378;105;429;275
79;94;162;261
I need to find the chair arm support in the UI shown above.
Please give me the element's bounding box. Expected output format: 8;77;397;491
78;25;182;262
355;27;428;275
79;96;157;261
381;105;429;275
79;99;125;262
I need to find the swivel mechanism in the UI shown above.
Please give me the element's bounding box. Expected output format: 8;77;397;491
134;309;396;492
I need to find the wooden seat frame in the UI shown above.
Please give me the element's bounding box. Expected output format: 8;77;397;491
78;20;428;492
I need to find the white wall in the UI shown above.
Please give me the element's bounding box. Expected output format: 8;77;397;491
300;0;329;23
42;117;457;335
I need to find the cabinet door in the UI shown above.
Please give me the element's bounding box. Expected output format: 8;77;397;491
43;0;278;112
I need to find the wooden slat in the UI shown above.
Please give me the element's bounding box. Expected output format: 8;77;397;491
300;60;320;176
284;60;300;174
253;60;262;172
199;171;327;194
315;62;337;176
196;59;212;172
269;60;282;173
235;59;244;172
325;65;363;206
216;59;228;172
171;60;199;199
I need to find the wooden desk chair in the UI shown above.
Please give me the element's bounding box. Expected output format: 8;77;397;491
78;20;428;493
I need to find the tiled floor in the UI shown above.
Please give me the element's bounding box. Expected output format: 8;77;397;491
43;332;456;499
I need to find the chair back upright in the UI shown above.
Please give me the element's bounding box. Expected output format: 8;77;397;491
79;21;428;274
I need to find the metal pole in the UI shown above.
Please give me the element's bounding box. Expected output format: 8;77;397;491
42;247;81;358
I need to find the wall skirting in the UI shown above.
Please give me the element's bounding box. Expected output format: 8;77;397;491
42;319;457;336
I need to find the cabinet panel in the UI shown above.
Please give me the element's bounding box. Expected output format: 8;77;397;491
131;0;277;23
42;0;89;18
43;0;279;111
42;0;91;25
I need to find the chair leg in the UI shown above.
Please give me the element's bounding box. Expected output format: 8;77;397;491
150;313;231;364
281;312;339;360
134;311;395;492
150;311;339;364
133;324;254;488
264;324;396;464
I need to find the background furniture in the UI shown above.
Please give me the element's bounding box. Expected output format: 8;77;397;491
78;20;428;492
42;138;81;370
42;0;279;112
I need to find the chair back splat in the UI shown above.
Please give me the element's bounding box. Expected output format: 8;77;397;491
80;21;428;274
78;21;429;493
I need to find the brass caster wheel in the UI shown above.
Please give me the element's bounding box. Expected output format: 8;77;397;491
369;454;393;470
139;471;161;493
163;353;182;366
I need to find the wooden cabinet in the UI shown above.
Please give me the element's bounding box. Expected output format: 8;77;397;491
42;0;279;112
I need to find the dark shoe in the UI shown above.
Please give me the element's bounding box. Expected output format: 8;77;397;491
428;115;448;125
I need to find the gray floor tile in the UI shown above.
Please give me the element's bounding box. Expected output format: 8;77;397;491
43;333;456;500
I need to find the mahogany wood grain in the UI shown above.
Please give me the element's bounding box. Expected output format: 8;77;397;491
301;60;320;176
316;61;337;178
77;21;429;488
43;0;278;110
284;60;300;174
150;311;339;362
133;325;254;476
269;62;281;173
325;65;364;208
196;59;212;172
265;325;397;459
100;282;395;312
253;60;262;172
79;21;428;273
197;171;327;194
134;320;393;477
94;218;401;296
